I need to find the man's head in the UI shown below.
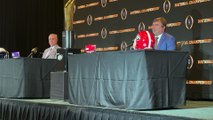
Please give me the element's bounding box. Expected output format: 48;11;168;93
152;17;167;36
48;33;58;47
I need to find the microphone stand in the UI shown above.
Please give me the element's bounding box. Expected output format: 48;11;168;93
27;52;34;58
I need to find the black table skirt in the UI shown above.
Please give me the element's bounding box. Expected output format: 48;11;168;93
0;58;62;98
67;50;188;109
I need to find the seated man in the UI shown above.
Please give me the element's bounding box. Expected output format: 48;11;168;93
42;33;61;59
152;17;176;50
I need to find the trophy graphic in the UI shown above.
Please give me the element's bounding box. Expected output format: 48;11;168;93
63;0;75;48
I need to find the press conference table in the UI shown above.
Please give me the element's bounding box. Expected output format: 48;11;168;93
0;58;62;98
68;50;188;109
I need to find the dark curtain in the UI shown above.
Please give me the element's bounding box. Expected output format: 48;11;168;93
0;0;63;57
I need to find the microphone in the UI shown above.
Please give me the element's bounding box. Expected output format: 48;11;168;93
31;47;38;54
28;47;38;58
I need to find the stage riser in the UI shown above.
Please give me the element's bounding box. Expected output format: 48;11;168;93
0;99;196;120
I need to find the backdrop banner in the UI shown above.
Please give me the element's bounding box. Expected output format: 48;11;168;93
73;0;213;99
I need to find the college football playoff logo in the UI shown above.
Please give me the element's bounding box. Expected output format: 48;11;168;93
120;41;128;51
120;8;128;20
101;0;107;8
87;15;93;26
187;55;194;69
185;15;194;30
163;0;171;14
138;22;146;32
101;27;107;39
